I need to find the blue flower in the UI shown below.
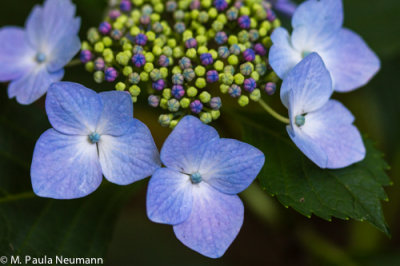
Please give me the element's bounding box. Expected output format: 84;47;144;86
146;116;265;258
281;53;365;169
269;0;380;92
31;82;161;199
0;0;81;104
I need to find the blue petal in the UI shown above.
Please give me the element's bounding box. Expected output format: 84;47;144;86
292;0;343;42
0;27;35;81
96;91;134;136
269;27;302;79
146;168;193;225
8;66;64;105
281;53;332;115
161;116;219;174
274;0;297;16
25;0;80;71
294;100;365;169
173;183;244;258
46;82;103;135
319;28;381;92
31;129;102;199
98;119;161;185
199;139;265;194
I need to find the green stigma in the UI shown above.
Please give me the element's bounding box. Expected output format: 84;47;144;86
190;172;202;184
35;52;47;63
295;115;306;127
88;132;101;143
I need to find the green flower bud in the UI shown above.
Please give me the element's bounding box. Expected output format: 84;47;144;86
123;66;133;76
238;95;249;107
94;71;104;83
187;87;198;97
85;62;94;72
211;110;220;120
234;73;245;85
102;36;113;47
144;63;154;73
160;98;168;109
116;52;130;66
162;88;172;99
220;84;229;93
140;72;149;82
180;98;191;108
200;112;212;124
195;78;206;89
159;114;173;127
228;55;239;65
199;91;211;103
129;85;141;96
195;66;206;76
221;73;234;85
94;42;104;53
250;89;261;101
87;28;100;43
115;82;126;91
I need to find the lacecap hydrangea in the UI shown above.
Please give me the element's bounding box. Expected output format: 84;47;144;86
81;0;282;127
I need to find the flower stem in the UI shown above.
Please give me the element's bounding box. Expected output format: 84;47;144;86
258;99;290;124
66;59;82;68
0;191;36;204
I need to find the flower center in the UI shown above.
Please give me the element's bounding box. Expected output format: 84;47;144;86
88;132;101;143
302;51;312;58
190;172;202;184
35;52;47;63
295;115;306;127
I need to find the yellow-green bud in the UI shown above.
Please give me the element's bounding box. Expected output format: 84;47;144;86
140;72;149;82
129;85;141;96
200;112;212;124
187;87;198;97
211;110;220;120
195;66;206;76
238;95;249;107
250;89;261;101
180;98;191;108
195;78;206;89
234;73;245;85
102;37;113;47
144;63;154;73
115;82;126;91
85;62;94;72
123;66;133;76
220;84;229;93
162;88;172;99
199;91;211;103
94;42;104;53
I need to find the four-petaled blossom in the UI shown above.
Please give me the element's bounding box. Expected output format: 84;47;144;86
0;0;81;104
31;82;161;199
269;0;380;92
146;116;265;258
281;53;365;169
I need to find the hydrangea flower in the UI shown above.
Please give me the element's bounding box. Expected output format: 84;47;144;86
0;0;81;104
146;116;265;258
281;53;365;169
31;82;160;199
269;0;380;92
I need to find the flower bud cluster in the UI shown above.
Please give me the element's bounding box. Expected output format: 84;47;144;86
81;0;280;127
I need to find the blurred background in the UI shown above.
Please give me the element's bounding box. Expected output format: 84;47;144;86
0;0;399;265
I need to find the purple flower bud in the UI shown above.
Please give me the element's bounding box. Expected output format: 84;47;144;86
254;43;267;56
190;100;203;114
158;55;170;67
94;58;105;70
229;84;242;97
99;21;111;35
267;9;276;22
244;78;257;92
234;1;243;8
110;29;122;40
152;79;166;91
243;48;255;62
218;46;230;59
166;1;177;12
172;85;185;99
238;15;251;29
190;0;201;10
185;38;198;49
109;10;121;20
80;50;92;63
172;74;184;85
120;0;132;12
132;53;146;68
135;33;148;46
214;0;228;11
215;32;228;45
140;15;151;25
210;97;222;110
174;22;186;34
148;95;160;107
200;53;213;66
206;70;219;83
105;67;118;82
179;57;192;69
264;82;276;95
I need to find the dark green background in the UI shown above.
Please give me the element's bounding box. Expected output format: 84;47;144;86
0;0;399;265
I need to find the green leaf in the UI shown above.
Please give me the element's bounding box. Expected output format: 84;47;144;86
0;91;141;257
241;112;391;235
